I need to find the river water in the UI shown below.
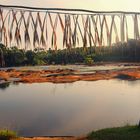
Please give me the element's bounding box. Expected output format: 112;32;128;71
0;76;140;136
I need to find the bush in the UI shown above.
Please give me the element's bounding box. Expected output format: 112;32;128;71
25;50;36;65
88;125;140;140
5;47;25;66
0;130;17;140
26;50;47;65
1;39;140;67
84;55;94;65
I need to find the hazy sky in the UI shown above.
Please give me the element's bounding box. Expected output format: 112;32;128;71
1;0;140;12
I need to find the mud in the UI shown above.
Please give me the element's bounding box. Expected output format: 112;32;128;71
0;66;140;84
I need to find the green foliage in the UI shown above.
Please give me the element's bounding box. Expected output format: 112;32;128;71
84;55;94;65
0;82;10;90
0;44;47;67
88;125;140;140
1;39;140;67
26;51;47;65
5;47;25;66
25;50;36;65
0;130;17;140
45;48;87;64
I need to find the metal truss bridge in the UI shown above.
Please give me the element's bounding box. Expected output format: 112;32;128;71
0;4;140;50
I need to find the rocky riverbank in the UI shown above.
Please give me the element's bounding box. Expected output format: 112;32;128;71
0;64;140;84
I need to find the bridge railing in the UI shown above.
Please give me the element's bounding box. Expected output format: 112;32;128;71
0;4;140;50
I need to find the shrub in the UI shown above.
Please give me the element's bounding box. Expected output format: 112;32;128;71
84;55;94;65
0;130;17;140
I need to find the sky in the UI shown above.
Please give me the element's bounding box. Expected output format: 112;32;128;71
1;0;140;12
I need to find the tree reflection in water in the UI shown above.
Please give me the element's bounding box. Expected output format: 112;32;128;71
0;82;20;90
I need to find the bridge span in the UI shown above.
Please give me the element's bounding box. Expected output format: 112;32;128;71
0;4;140;50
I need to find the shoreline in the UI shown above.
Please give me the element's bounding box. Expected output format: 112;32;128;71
13;136;87;140
0;63;140;84
7;125;140;140
14;136;87;140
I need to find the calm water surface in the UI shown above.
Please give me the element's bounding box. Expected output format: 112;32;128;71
0;80;140;136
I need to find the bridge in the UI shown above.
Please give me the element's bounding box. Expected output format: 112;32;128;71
0;4;140;50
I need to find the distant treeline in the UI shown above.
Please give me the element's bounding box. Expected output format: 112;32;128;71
0;39;140;67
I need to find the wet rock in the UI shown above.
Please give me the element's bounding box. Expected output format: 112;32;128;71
6;69;16;72
114;74;136;80
0;81;10;90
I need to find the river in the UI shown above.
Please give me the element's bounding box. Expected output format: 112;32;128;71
0;76;140;136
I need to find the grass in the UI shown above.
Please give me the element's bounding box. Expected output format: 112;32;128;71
88;125;140;140
0;130;18;140
0;125;140;140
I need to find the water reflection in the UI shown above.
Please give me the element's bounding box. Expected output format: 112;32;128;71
0;82;20;90
0;82;10;90
0;80;140;136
